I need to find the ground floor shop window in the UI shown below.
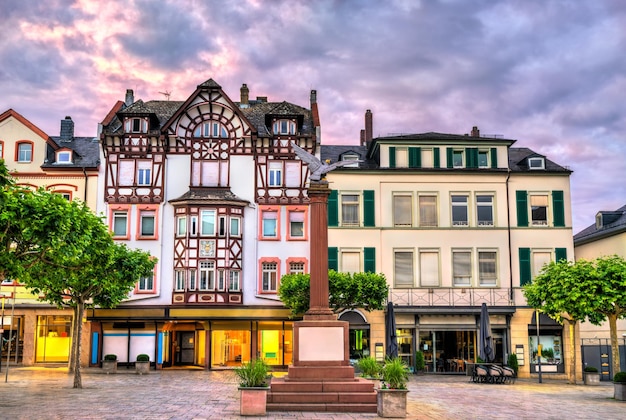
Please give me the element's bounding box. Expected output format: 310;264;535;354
257;321;292;366
212;328;250;367
36;315;72;363
397;328;414;370
349;328;370;360
528;312;564;373
419;330;477;373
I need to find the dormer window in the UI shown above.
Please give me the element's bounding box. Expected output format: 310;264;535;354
452;150;464;168
56;150;72;164
341;153;360;168
528;157;545;170
125;118;148;133
193;122;228;138
273;119;296;135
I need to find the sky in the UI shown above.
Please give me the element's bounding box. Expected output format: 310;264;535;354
1;0;625;234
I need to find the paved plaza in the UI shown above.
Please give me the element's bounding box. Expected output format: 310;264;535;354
0;366;623;419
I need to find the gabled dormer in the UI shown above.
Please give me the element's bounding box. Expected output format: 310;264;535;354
55;147;73;164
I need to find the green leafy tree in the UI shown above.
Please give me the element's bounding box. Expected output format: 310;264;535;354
0;161;155;388
278;270;388;317
523;256;626;382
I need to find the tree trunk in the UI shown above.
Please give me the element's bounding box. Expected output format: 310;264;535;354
609;313;620;376
68;306;80;373
567;320;576;384
72;301;84;389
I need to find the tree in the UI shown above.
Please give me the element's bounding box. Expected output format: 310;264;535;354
278;270;388;317
0;161;156;388
523;256;626;382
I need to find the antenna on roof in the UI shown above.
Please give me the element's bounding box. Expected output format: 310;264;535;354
159;90;171;101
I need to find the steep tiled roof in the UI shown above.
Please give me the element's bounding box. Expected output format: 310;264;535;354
574;204;626;245
42;136;100;169
168;188;249;206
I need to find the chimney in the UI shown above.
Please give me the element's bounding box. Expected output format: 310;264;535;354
364;109;373;146
471;126;480;137
360;129;366;146
125;89;134;106
310;89;317;106
256;96;267;103
240;83;249;106
60;116;74;142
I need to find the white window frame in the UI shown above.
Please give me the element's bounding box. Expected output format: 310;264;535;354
478;250;498;286
199;261;215;291
200;210;216;235
112;211;128;237
528;157;545;170
175;270;185;292
56;151;72;164
261;262;278;292
137;167;151;186
189;269;197;291
452;150;464;168
229;271;240;292
273;119;296;135
139;210;156;238
341;153;360;168
394;250;415;288
268;162;283;187
190;215;198;236
476;194;494;227
340;193;361;226
418;195;438;227
138;273;154;291
451;194;469;226
217;269;226;291
17;142;32;162
230;217;241;237
289;261;305;274
177;216;187;237
530;194;549;226
452;250;472;286
393;194;413;227
478;150;489;168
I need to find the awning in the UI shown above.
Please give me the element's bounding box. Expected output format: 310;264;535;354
528;312;562;331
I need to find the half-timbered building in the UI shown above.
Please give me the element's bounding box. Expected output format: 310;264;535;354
92;79;319;369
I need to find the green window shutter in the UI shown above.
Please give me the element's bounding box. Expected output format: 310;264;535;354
552;190;565;227
555;248;567;262
409;147;421;168
446;147;453;168
490;147;498;169
519;248;531;286
328;189;338;227
434;148;440;168
467;148;478;168
364;247;376;273
328;247;338;271
363;190;375;227
516;190;528;227
389;147;396;168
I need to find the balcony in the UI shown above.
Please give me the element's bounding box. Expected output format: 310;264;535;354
389;287;514;307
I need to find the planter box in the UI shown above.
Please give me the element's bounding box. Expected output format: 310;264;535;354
102;360;117;374
135;361;150;375
614;383;626;401
584;372;600;385
238;387;269;416
377;389;408;418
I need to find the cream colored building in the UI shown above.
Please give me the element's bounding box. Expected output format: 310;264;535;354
574;204;626;379
323;120;574;379
0;109;100;365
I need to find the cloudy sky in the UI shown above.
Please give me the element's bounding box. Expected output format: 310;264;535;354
1;0;625;234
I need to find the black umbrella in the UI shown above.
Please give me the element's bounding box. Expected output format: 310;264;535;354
479;303;495;362
386;301;398;358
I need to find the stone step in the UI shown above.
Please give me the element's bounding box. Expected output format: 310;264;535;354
266;402;377;413
270;378;375;393
268;391;377;404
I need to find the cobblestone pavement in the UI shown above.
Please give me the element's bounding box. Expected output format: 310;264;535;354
0;366;622;419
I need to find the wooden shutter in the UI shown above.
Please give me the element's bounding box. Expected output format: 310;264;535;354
364;247;376;273
328;247;338;271
516;190;528;227
408;147;421;168
328;190;338;227
389;147;396;168
490;147;498;169
433;148;440;168
555;248;567;262
467;148;478;168
363;190;375;227
519;248;531;286
446;148;453;168
552;190;565;227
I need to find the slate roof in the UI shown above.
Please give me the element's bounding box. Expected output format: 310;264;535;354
372;132;516;144
574;204;626;245
508;148;570;173
168;188;249;206
320;145;376;169
42;136;100;169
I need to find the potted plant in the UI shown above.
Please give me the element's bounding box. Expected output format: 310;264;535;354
507;353;519;376
613;371;626;400
102;354;117;374
356;356;381;388
415;351;425;374
234;358;271;416
584;365;600;385
377;357;410;418
135;353;151;374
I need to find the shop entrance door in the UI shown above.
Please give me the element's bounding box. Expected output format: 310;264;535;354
178;332;195;365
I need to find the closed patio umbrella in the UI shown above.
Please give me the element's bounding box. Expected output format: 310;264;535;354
479;303;495;362
386;301;398;358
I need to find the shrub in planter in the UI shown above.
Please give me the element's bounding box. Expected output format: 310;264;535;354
136;354;150;362
415;351;425;373
135;354;151;374
102;354;117;374
356;356;381;379
104;354;117;361
380;357;410;390
584;366;600;385
614;372;626;401
584;366;598;373
234;358;271;388
507;353;519;375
